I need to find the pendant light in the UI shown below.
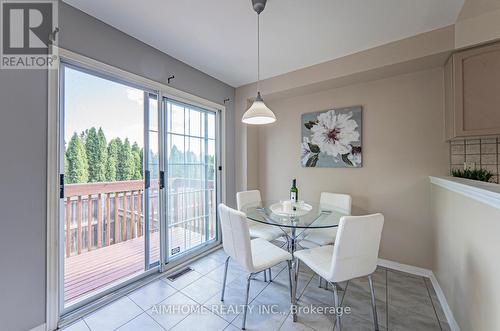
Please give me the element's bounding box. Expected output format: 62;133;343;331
242;0;276;125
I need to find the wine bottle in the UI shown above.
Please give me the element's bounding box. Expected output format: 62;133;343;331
290;178;298;203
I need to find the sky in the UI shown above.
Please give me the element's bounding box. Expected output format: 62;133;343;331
63;66;216;159
64;66;146;148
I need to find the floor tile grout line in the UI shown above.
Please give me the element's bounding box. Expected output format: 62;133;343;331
82;318;92;331
108;297;147;331
146;313;168;331
423;276;444;331
135;282;201;331
296;269;314;300
385;270;445;328
113;309;168;331
201;272;264;325
277;311;292;331
74;252;445;331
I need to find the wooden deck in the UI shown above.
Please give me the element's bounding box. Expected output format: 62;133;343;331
62;179;217;306
64;226;211;306
64;232;160;305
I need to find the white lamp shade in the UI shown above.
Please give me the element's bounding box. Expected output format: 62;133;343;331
242;92;276;125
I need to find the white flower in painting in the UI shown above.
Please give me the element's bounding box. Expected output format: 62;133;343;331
347;146;362;166
310;110;360;157
301;137;313;166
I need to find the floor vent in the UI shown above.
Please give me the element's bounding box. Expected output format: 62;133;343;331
166;267;193;281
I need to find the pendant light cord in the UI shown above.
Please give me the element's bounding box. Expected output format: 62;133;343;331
257;13;260;93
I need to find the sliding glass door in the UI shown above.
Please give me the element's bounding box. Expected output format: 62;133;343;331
146;94;161;267
59;60;221;315
60;64;160;311
164;99;219;260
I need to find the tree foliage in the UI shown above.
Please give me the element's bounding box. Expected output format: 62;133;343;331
65;128;143;184
131;142;143;180
106;138;120;181
85;127;108;182
66;132;89;184
65;127;218;184
117;138;134;181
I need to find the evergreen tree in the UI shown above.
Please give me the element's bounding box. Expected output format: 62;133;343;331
207;155;215;180
85;127;108;182
168;145;183;178
169;145;183;164
106;138;120;181
117;138;134;180
131;142;143;180
64;149;68;177
97;128;108;179
140;147;144;175
66;133;88;184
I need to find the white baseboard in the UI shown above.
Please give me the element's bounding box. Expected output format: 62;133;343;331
428;273;461;331
378;258;433;277
378;258;460;331
29;323;46;331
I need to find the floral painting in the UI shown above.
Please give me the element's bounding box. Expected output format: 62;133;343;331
301;106;362;168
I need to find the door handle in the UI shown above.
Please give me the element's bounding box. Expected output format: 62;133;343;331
59;174;64;199
145;170;151;189
160;171;165;189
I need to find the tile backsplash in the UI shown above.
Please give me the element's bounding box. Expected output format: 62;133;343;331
450;137;499;184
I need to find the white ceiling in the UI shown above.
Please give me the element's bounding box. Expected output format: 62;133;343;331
63;0;465;87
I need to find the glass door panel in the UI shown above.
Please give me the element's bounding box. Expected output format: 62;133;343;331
61;64;159;311
165;99;218;259
146;94;160;267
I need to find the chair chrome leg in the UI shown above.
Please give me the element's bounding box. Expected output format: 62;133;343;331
287;260;293;301
368;274;379;331
269;268;272;282
242;273;253;330
292;259;300;322
319;276;323;288
264;269;267;282
332;282;342;331
221;257;230;301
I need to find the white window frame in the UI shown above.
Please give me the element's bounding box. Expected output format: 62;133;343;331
46;47;226;330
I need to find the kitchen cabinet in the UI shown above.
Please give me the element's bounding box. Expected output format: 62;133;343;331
445;42;500;140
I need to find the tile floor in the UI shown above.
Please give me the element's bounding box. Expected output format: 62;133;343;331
61;248;450;331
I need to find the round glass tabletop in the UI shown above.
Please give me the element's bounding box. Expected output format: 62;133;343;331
240;200;346;229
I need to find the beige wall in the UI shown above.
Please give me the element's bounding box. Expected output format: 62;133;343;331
234;18;500;271
234;26;455;194
455;8;500;49
255;68;448;268
431;185;500;331
455;0;500;48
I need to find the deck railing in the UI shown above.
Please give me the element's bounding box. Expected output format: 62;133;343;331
64;180;148;257
64;179;216;258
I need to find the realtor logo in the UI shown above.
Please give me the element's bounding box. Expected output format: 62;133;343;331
1;0;58;69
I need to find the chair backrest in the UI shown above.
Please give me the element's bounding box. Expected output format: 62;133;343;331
236;190;262;211
320;192;352;215
218;203;254;271
328;213;384;282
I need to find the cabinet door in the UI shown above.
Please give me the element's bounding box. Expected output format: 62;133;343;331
453;42;500;137
444;56;455;140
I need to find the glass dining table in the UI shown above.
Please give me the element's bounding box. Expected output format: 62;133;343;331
240;200;347;321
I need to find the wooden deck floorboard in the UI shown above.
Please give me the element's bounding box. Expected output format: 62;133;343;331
64;227;210;305
64;232;160;305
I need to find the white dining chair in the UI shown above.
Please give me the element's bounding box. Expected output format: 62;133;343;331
236;190;286;281
236;190;285;242
295;213;384;331
300;192;352;249
218;204;293;330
